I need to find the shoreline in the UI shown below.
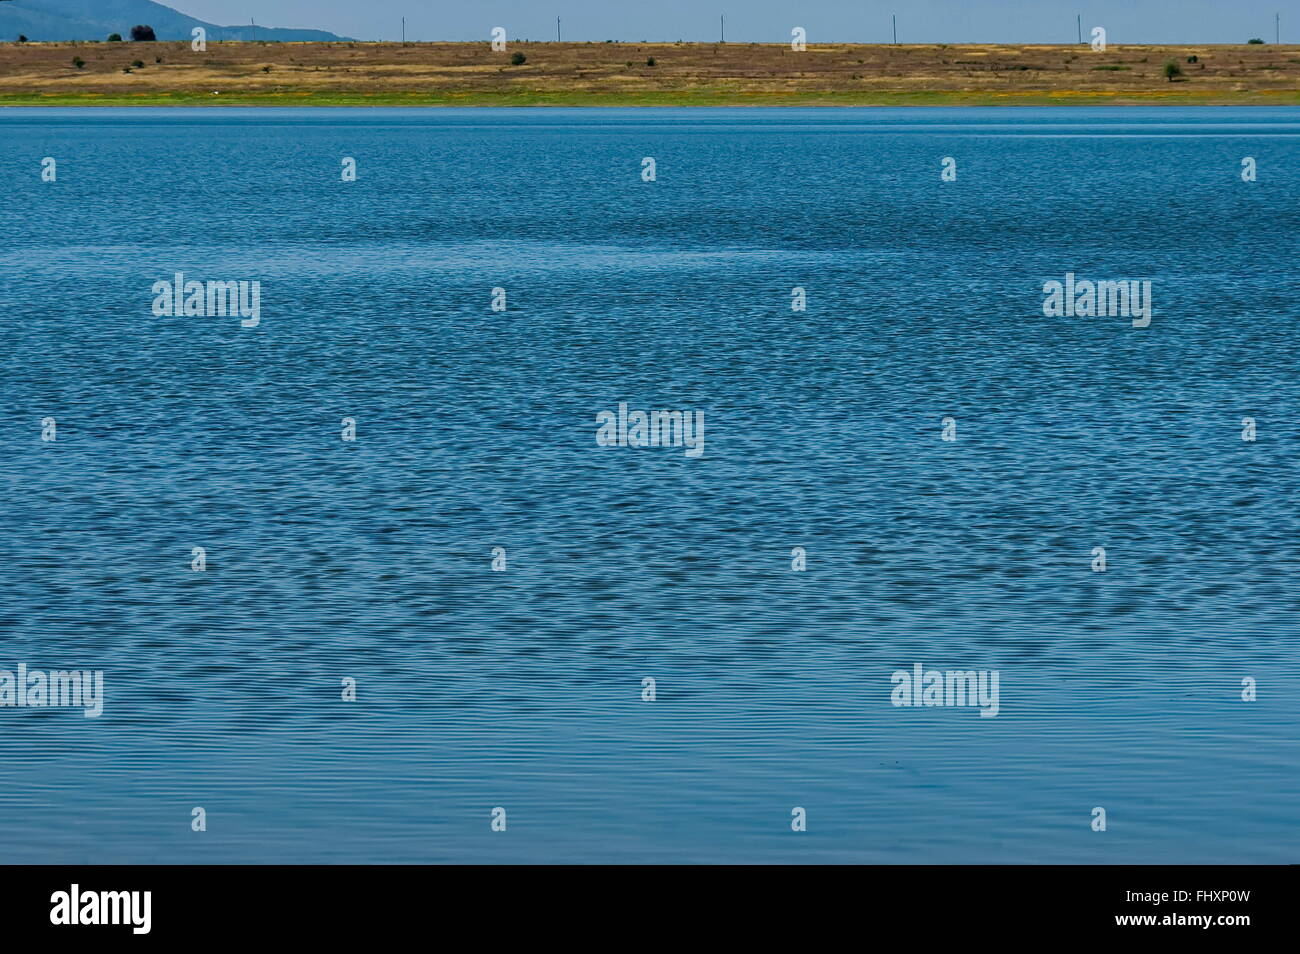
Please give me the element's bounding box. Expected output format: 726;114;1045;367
4;92;1300;107
2;41;1298;107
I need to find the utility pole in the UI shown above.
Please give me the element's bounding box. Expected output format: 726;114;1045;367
1077;15;1082;44
1277;12;1281;44
557;17;561;42
401;17;405;44
251;18;256;42
892;14;897;44
720;14;725;43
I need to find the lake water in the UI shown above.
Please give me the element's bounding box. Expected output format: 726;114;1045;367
0;106;1296;863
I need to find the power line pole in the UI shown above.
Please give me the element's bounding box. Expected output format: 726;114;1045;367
251;18;256;42
1277;12;1281;44
720;14;725;43
1077;15;1082;44
557;17;561;42
401;17;405;43
892;14;897;44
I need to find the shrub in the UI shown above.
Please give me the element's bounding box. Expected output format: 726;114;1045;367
72;56;85;69
510;51;526;65
646;56;656;66
1187;55;1198;63
261;65;271;72
108;33;122;42
1248;38;1264;44
1163;59;1183;81
122;66;132;73
130;25;156;42
131;59;143;68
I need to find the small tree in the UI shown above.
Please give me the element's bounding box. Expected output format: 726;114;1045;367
72;56;85;68
130;25;156;42
1163;60;1183;81
510;51;526;65
1247;38;1265;44
17;34;26;43
646;56;656;66
108;33;122;42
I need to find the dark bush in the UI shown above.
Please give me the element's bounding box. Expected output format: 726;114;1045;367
108;33;122;42
1248;38;1264;44
646;56;656;66
130;25;156;42
131;59;143;68
510;51;526;65
72;56;85;69
1163;59;1183;81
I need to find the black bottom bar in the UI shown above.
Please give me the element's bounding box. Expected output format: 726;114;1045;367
0;864;1291;941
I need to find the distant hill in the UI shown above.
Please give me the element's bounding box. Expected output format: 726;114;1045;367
0;0;350;42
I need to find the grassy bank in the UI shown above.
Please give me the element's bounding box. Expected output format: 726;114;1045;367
1;41;1298;106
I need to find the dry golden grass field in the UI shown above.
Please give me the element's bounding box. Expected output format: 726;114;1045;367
1;40;1298;105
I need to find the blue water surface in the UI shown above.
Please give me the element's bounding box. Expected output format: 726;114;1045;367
0;106;1296;863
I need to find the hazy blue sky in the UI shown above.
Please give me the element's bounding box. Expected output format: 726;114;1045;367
170;1;1297;44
